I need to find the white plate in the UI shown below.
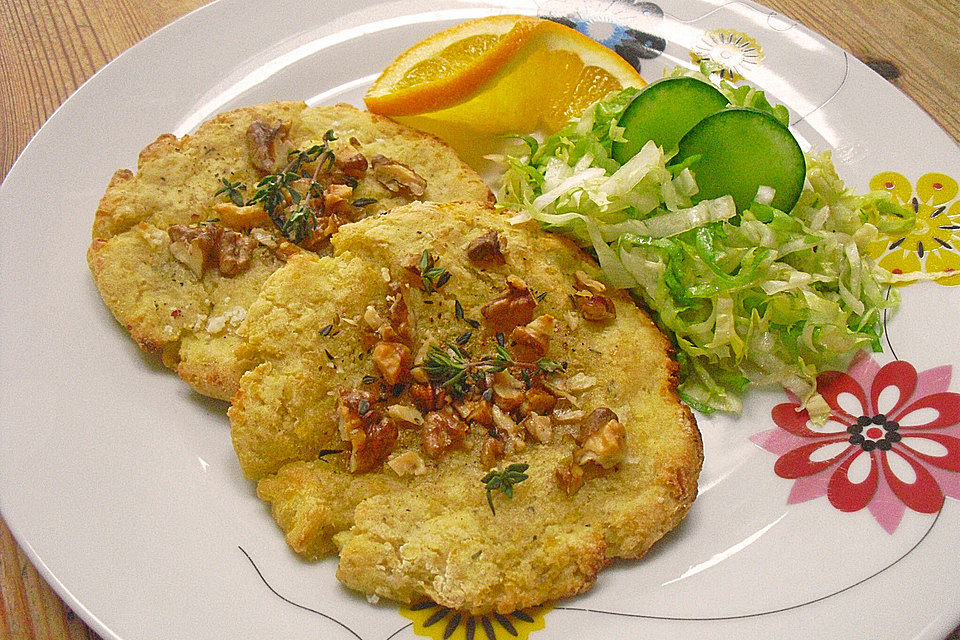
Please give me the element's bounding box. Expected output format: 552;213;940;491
2;1;959;639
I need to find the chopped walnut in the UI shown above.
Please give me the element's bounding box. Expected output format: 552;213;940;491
337;389;398;473
386;287;412;343
578;408;619;442
168;223;256;278
480;437;506;469
215;229;258;277
323;183;355;216
575;408;626;469
351;416;399;473
522;412;553;444
573;291;617;322
334;137;368;179
246;120;292;174
519;388;557;418
421;410;468;460
212;202;272;230
409;382;446;412
168;224;216;278
363;305;387;331
555;457;586;496
386;404;424;426
509;314;555;360
371;154;427;197
481;275;537;329
466;230;506;266
574;270;607;294
462;398;494;427
387;450;426;476
491;370;525;411
552;408;586;424
492;405;525;452
372;341;412;386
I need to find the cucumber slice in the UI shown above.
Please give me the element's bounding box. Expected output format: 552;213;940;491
612;76;730;163
675;107;806;213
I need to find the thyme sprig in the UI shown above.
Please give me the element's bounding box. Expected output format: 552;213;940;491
420;338;564;397
240;130;338;244
214;177;246;206
481;463;530;514
418;250;451;293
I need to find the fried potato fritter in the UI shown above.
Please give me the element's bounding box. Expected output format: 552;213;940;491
230;201;702;614
88;102;492;399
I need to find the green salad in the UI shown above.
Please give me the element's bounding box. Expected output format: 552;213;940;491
496;65;916;420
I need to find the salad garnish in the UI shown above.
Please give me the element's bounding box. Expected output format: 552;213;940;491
496;65;917;420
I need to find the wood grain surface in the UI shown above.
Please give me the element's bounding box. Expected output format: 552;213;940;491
1;1;958;639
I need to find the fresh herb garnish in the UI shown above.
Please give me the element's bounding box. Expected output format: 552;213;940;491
422;343;473;396
418;250;451;293
421;337;560;397
319;324;334;336
481;463;530;514
214;177;246;207
352;198;378;208
240;131;340;244
361;374;378;385
535;357;566;373
317;448;344;461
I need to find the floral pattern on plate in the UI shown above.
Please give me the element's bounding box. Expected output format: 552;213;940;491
689;29;764;81
752;353;960;534
868;171;960;285
539;1;665;72
400;602;550;640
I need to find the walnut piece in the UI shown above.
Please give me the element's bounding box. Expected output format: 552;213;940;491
481;275;537;329
555;457;586;496
168;224;215;278
246;120;292;174
409;382;446;412
519;388;557;418
462;398;494;427
510;314;555;360
573;291;617;322
387;450;426;476
212;202;272;230
334;137;368;179
337;389;398;473
323;183;355;216
574;270;606;294
372;341;412;386
386;404;424;427
480;437;506;469
522;412;553;444
421;410;468;460
575;408;626;469
466;230;506;266
215;229;258;277
491;370;525;411
371;154;427;197
168;224;256;278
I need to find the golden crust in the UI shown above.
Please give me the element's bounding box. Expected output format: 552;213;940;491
230;201;702;613
88;102;493;399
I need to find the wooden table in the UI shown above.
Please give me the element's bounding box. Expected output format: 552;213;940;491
1;1;958;639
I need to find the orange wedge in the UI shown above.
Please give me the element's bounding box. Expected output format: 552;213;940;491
364;15;645;135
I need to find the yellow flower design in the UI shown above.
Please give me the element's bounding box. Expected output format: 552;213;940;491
868;171;960;286
400;602;550;640
689;29;763;81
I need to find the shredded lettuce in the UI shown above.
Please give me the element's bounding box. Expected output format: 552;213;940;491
497;78;912;419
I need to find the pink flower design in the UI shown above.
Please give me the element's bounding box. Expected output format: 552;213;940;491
751;354;960;533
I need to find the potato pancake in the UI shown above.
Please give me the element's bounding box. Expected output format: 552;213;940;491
88;102;492;399
230;200;702;614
